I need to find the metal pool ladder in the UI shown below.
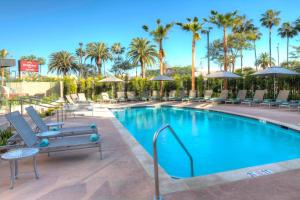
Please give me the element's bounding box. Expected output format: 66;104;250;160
153;124;194;200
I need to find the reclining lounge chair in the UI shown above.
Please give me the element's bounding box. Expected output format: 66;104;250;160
25;106;98;137
5;111;102;159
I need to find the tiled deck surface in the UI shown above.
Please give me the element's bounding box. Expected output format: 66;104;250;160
1;102;300;200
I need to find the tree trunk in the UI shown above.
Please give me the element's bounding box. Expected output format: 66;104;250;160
191;37;196;91
240;50;243;73
140;59;145;78
254;40;258;71
159;40;164;75
269;27;272;67
287;36;289;67
96;58;102;78
223;26;228;89
207;31;210;74
159;40;164;97
1;67;4;86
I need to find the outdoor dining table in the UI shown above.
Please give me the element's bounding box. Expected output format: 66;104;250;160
1;148;39;189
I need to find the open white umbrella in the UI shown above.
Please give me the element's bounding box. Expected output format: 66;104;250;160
206;71;241;90
206;71;241;79
98;76;124;83
98;76;124;98
150;75;174;97
252;66;300;98
150;75;174;81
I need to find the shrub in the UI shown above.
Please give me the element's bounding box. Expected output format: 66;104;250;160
63;76;77;95
0;128;13;146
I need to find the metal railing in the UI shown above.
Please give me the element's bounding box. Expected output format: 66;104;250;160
152;124;194;200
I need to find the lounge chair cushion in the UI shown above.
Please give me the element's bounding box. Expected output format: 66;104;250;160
90;123;97;129
39;138;49;147
89;134;100;142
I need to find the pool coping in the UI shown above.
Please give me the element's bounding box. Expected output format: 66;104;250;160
108;104;300;195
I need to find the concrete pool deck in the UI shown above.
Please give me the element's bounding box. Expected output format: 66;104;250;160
1;103;300;199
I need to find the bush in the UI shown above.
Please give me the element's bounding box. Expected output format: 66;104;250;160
0;128;13;146
63;76;77;95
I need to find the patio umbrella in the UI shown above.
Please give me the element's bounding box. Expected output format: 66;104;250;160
150;75;174;81
150;75;174;98
98;76;124;98
206;71;241;89
252;66;300;98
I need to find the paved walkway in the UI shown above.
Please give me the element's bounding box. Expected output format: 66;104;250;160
0;103;300;199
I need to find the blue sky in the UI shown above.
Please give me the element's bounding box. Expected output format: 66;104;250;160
1;0;299;76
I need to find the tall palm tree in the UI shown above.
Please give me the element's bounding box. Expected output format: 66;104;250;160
76;42;86;77
127;38;158;78
76;42;85;64
256;52;275;69
111;43;125;58
201;27;213;74
85;42;112;77
248;27;262;71
209;10;241;73
142;19;173;75
48;51;78;76
278;22;298;67
232;17;255;72
177;17;203;91
0;49;9;85
260;9;281;66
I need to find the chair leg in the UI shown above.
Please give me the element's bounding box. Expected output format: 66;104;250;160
9;160;15;189
33;156;39;179
15;160;18;179
99;143;102;160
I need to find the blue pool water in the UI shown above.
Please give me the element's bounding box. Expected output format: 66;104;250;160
112;106;300;178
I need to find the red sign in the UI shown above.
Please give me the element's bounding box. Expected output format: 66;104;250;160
19;60;39;72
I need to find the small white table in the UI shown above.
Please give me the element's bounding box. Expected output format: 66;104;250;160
1;148;39;189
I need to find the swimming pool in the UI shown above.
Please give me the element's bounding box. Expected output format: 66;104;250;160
112;106;300;178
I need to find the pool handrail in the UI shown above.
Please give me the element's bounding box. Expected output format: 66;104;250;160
152;124;194;200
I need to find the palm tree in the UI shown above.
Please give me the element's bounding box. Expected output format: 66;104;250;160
76;42;86;77
260;9;281;66
177;17;203;91
248;27;262;71
232;17;255;72
256;52;275;69
111;43;125;58
201;27;213;74
209;10;241;72
142;19;173;75
0;49;9;86
85;42;112;77
76;42;85;64
127;38;158;78
278;22;298;67
48;51;78;76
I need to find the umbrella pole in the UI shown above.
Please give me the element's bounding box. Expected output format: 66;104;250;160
160;81;163;100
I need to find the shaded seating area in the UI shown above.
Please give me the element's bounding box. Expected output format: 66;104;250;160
101;92;117;103
127;91;138;101
260;90;290;108
182;90;196;102
241;90;266;106
209;90;229;103
117;91;126;102
193;90;213;102
226;90;247;104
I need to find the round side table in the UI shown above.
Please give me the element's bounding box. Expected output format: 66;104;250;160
1;148;39;189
